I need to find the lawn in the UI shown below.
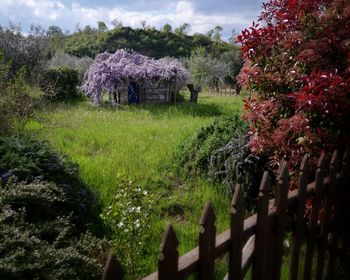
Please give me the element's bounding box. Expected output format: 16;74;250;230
28;92;244;278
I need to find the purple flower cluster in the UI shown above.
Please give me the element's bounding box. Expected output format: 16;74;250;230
81;49;188;105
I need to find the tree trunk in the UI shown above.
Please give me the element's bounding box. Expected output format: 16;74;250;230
187;84;201;103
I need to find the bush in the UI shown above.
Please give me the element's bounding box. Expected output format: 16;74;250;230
179;115;269;206
179;114;247;175
41;66;79;101
0;135;101;231
209;134;268;209
0;54;41;136
100;179;157;278
46;52;93;81
237;0;350;176
0;179;109;280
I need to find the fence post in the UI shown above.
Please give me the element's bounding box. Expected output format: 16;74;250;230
339;149;350;261
289;155;309;280
303;153;326;280
102;250;124;280
271;160;289;280
316;151;338;279
199;202;216;280
326;148;349;277
252;171;271;280
158;224;179;280
228;184;245;280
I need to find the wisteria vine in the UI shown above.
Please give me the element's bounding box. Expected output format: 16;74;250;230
81;49;188;105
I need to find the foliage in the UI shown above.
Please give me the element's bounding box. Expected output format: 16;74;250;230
46;52;93;81
63;25;236;59
179;114;247;176
209;133;268;208
0;54;41;136
186;47;243;91
237;0;350;175
100;179;157;278
0;23;48;83
81;49;188;105
0;135;100;230
0;178;109;280
42;66;80;101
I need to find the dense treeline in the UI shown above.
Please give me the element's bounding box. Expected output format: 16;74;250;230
63;25;237;59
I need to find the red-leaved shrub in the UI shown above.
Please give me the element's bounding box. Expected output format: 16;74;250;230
238;0;350;177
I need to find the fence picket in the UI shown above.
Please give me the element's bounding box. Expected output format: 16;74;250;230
158;224;179;280
327;148;349;277
102;250;124;280
289;155;309;280
316;151;338;279
271;160;289;280
339;149;350;260
252;171;271;280
228;185;245;280
199;202;216;280
303;153;326;280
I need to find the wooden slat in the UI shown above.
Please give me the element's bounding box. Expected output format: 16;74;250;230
303;153;326;280
326;149;349;277
223;235;255;280
252;171;271;280
271;160;289;280
316;151;338;279
228;185;245;280
158;224;179;280
102;250;124;280
241;235;255;276
339;149;350;259
289;155;309;280
199;202;216;280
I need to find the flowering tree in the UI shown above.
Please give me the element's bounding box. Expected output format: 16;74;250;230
81;49;188;105
237;0;350;175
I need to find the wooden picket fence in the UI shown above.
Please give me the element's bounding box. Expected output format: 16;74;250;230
102;150;350;280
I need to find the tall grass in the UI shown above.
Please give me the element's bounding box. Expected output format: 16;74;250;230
27;92;244;277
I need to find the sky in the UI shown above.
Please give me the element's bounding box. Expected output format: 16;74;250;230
0;0;265;39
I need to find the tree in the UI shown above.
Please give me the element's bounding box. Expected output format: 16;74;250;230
46;25;63;37
238;0;350;174
175;23;190;36
111;19;123;29
140;20;147;30
97;21;108;32
229;28;237;44
162;23;172;33
212;25;223;43
0;23;48;82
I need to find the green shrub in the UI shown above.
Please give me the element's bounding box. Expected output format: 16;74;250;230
0;179;109;280
0;135;101;231
179;114;269;208
0;54;40;136
100;179;158;279
41;66;79;101
178;114;247;175
209;134;268;209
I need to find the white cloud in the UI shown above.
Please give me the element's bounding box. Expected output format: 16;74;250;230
0;0;256;36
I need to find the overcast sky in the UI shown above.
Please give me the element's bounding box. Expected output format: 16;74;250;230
0;0;265;39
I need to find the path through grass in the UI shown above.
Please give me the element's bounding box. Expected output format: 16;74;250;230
28;92;244;277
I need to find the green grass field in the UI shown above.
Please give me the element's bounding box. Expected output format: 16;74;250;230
28;92;244;278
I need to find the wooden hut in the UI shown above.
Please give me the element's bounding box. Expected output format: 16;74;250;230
82;49;188;106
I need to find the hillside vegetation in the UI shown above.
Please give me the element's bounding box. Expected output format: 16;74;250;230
62;26;238;59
